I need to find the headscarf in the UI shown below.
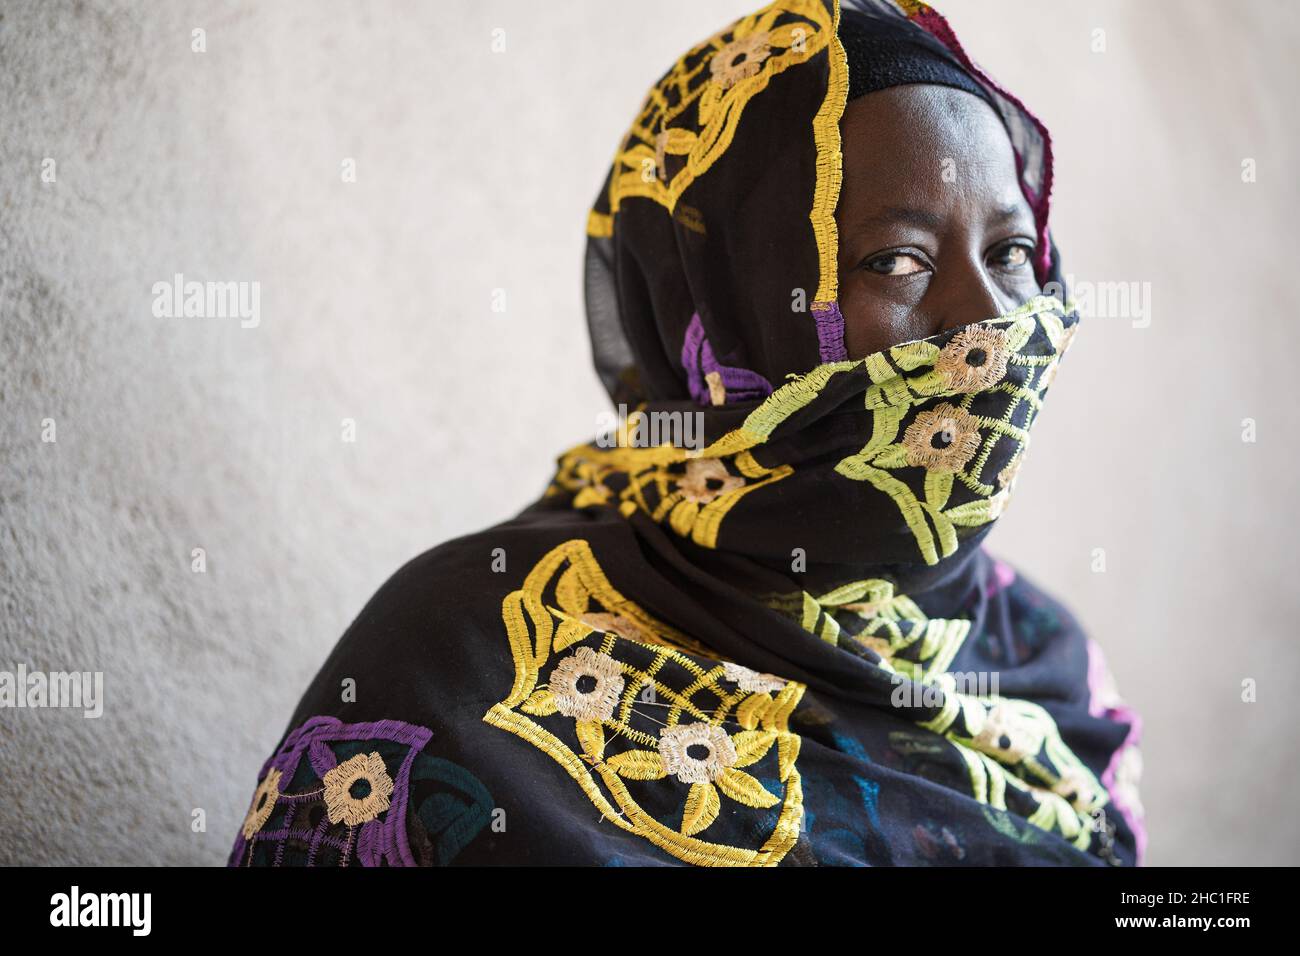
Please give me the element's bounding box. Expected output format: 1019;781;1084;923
229;0;1145;868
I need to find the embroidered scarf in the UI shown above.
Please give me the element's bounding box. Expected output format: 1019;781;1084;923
229;0;1145;868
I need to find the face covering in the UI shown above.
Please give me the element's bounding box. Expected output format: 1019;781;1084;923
229;0;1145;869
555;294;1078;580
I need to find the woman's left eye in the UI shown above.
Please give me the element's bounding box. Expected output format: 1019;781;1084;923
990;243;1033;270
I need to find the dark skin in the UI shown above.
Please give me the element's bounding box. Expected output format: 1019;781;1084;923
836;84;1041;359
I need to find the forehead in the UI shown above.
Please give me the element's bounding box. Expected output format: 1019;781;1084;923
839;85;1026;215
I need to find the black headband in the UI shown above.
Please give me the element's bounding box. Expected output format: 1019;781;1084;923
839;9;998;111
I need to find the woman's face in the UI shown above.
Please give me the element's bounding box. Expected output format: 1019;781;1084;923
836;84;1041;359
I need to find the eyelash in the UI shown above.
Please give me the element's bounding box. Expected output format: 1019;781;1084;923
860;240;1036;277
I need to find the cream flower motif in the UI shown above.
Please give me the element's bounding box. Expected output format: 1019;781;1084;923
935;325;1009;392
676;457;745;503
241;767;282;839
549;645;625;721
1052;765;1099;808
997;450;1024;491
722;660;787;693
580;611;647;643
986;486;1013;520
973;703;1045;764
856;634;894;661
709;31;772;89
1039;323;1079;393
659;723;738;784
653;129;669;182
322;752;394;826
902;403;983;473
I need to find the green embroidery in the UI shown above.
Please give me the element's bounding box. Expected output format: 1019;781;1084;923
835;296;1071;564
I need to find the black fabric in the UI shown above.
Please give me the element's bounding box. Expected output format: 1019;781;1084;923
228;0;1143;869
840;7;995;108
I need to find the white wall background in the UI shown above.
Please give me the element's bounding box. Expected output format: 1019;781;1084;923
1;0;1296;865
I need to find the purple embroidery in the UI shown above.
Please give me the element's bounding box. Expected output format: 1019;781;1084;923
813;301;848;362
681;311;774;406
231;715;432;867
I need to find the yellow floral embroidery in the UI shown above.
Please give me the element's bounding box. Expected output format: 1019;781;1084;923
773;572;1107;848
598;1;836;221
920;691;1109;849
779;577;970;682
551;440;792;549
710;31;774;88
836;296;1076;564
676;457;745;503
971;701;1046;764
554;298;1075;567
483;539;806;866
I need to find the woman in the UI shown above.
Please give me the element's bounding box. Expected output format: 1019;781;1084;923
229;0;1145;867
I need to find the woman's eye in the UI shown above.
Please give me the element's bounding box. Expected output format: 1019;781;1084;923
864;252;928;276
991;243;1033;270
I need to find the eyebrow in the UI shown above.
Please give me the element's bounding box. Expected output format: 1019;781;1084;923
851;202;1030;232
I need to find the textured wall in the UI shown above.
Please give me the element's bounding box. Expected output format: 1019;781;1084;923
1;0;1296;865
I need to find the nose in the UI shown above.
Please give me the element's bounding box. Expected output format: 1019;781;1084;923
930;259;1018;335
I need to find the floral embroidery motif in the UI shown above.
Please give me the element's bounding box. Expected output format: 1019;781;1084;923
902;403;983;472
241;768;281;839
710;31;774;88
934;324;1009;392
323;752;394;826
773;573;1109;852
770;577;970;683
677;457;745;503
550;439;792;549
919;691;1110;850
971;702;1045;764
1052;765;1099;807
997;449;1024;490
580;611;648;642
722;660;787;693
836;296;1078;564
229;716;494;867
551;297;1076;565
484;539;806;866
658;723;739;783
595;1;835;222
549;646;626;721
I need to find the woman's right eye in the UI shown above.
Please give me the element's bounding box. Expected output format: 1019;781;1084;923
863;252;928;276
